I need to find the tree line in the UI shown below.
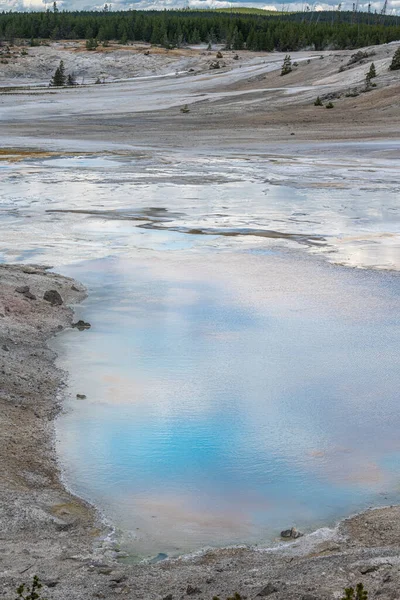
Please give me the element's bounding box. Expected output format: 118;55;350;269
1;9;400;52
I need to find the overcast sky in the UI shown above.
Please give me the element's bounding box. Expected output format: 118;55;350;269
2;0;398;18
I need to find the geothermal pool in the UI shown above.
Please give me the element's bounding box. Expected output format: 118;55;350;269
1;147;400;558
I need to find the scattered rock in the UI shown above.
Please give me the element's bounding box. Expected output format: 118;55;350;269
233;54;239;60
43;290;63;306
110;572;128;583
359;564;380;574
71;284;80;292
76;394;87;399
256;583;278;597
186;585;202;595
2;344;9;351
281;527;303;539
24;291;37;300
163;595;173;600
209;61;220;70
98;567;113;575
15;285;29;294
216;51;223;58
143;50;150;55
71;320;91;330
257;583;278;597
43;579;60;588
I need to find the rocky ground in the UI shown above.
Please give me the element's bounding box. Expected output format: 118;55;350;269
2;265;400;600
0;41;400;147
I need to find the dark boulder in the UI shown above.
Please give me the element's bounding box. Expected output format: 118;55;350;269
71;320;91;331
43;290;63;306
257;583;278;597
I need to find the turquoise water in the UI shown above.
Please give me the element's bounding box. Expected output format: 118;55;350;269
1;149;400;558
54;254;400;557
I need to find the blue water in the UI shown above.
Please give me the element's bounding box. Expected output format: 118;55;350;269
54;254;400;557
1;149;400;558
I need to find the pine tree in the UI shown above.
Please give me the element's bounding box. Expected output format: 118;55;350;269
67;73;76;86
314;96;323;106
389;47;400;71
281;54;292;76
368;62;376;78
50;60;66;86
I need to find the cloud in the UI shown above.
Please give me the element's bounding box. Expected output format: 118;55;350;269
1;0;397;16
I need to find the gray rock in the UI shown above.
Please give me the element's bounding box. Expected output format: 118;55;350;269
256;583;278;597
163;595;173;600
186;585;202;595
110;572;127;583
2;345;9;351
76;394;87;399
24;291;36;300
43;579;60;588
72;320;91;330
43;290;63;306
16;285;29;294
280;527;303;539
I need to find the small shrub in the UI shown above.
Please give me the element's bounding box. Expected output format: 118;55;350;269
314;96;323;106
348;50;375;66
345;89;359;97
326;101;334;109
281;54;292;76
341;583;368;600
86;38;98;51
15;576;46;600
180;104;190;113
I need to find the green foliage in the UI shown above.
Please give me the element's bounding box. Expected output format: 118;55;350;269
50;59;66;86
341;583;368;600
326;101;334;108
314;95;323;105
347;49;374;65
367;62;376;78
389;46;400;71
15;576;46;600
180;104;190;113
281;54;292;75
365;61;376;89
0;10;400;53
86;37;98;50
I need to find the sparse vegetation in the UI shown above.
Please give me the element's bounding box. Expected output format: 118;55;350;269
348;49;375;65
15;576;46;600
341;583;368;600
326;101;334;108
314;96;323;106
86;38;98;50
365;62;377;89
281;54;292;76
180;104;190;113
389;46;400;70
50;60;66;86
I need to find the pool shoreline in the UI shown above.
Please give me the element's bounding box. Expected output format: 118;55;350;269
2;262;400;600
